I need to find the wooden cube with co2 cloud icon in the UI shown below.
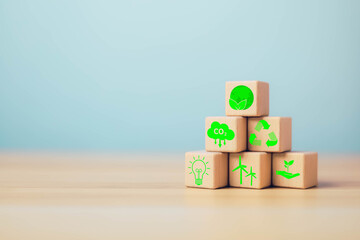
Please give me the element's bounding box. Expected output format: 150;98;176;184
272;152;318;189
205;116;247;152
225;81;269;117
185;151;228;189
248;116;291;152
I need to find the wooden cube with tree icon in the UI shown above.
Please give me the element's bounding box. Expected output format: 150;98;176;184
225;81;269;117
247;116;291;152
185;151;228;189
205;116;247;153
272;152;318;189
229;152;271;189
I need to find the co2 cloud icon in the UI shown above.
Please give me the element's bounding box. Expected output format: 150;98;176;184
207;121;235;147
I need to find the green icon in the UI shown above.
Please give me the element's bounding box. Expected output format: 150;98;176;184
207;121;235;147
249;133;261;146
266;132;278;147
188;155;210;185
229;85;254;110
276;160;300;179
232;155;257;186
246;167;257;186
254;119;270;131
249;119;278;147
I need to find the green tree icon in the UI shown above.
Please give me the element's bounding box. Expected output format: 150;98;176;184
229;85;254;110
207;121;235;147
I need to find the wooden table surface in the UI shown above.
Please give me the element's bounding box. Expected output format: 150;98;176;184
0;152;359;240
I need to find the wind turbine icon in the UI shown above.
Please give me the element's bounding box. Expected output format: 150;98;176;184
232;155;248;184
246;166;257;186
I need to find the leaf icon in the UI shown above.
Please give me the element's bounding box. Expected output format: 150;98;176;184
229;98;239;110
237;99;247;110
284;160;289;165
288;160;294;166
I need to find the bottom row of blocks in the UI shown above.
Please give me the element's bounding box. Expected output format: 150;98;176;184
185;151;318;189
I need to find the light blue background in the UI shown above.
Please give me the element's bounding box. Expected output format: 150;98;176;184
1;0;359;152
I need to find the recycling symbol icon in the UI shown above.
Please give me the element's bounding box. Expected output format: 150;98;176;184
249;120;278;147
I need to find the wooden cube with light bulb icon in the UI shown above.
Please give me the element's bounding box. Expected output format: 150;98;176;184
185;151;228;189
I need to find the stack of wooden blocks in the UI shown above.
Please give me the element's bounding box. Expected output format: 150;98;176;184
185;81;318;189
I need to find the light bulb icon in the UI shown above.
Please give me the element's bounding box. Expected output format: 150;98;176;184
188;155;210;186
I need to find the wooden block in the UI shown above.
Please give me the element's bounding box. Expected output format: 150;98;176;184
248;116;291;152
185;151;228;189
205;116;247;153
229;152;271;189
225;81;269;117
272;152;318;189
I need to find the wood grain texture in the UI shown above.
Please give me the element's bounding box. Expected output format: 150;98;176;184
0;152;359;240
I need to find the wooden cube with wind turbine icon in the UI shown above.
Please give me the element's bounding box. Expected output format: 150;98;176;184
229;152;271;189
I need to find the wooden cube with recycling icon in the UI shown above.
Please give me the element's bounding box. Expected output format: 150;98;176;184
185;151;228;189
247;117;291;152
205;116;247;153
272;152;318;189
229;152;271;189
225;81;269;117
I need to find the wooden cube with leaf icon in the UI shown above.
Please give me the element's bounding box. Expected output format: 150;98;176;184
272;152;318;189
185;151;228;189
229;152;271;189
205;116;247;153
248;116;291;152
225;81;269;117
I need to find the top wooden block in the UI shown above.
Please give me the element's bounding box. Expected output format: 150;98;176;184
225;81;269;117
